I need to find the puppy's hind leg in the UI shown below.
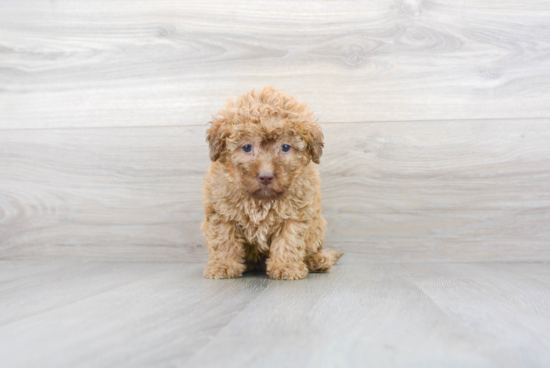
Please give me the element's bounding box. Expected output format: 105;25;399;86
304;249;343;273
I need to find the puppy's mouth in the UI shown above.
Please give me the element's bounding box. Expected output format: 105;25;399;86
249;188;285;200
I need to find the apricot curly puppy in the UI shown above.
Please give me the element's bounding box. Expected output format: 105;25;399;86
201;86;342;280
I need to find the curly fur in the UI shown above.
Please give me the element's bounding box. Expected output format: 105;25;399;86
201;86;342;280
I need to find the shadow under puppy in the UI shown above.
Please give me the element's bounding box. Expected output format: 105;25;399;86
201;86;342;280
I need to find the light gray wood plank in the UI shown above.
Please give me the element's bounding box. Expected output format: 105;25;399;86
320;118;550;261
2;262;549;368
0;126;209;261
404;263;550;367
486;263;550;286
0;261;169;326
1;0;550;129
321;120;550;211
0;262;269;368
1;119;549;261
0;260;77;283
184;264;497;368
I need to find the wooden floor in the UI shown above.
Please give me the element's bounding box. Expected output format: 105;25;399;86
2;260;550;368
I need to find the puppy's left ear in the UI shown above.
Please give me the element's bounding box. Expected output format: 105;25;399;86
206;116;228;162
307;122;324;164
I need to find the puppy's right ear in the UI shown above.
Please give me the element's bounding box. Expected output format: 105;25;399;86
304;122;324;164
206;116;228;162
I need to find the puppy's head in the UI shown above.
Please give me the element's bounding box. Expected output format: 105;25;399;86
206;86;323;200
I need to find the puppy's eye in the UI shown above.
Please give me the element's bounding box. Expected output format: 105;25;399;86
281;144;291;153
242;144;253;153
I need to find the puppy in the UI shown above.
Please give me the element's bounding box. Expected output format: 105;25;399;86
201;86;342;280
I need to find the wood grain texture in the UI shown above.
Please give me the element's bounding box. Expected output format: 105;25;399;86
0;261;169;325
404;263;550;366
1;119;548;261
0;126;208;261
1;0;550;129
0;261;270;368
1;261;550;367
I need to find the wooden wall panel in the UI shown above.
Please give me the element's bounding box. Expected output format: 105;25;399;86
1;120;548;261
1;0;549;262
1;0;550;129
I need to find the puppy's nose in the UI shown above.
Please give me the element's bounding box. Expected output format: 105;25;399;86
258;173;274;185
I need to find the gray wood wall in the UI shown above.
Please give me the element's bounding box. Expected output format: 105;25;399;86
1;0;549;262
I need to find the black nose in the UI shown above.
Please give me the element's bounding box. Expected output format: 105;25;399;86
258;173;274;185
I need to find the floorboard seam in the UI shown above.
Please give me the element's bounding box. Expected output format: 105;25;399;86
1;117;549;132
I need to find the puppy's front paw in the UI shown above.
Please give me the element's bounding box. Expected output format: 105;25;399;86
267;261;308;280
203;261;245;279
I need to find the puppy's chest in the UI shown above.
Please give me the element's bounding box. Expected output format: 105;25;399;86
237;204;283;252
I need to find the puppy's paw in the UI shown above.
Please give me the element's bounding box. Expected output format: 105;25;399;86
305;253;333;273
267;261;308;280
305;250;342;272
203;261;245;279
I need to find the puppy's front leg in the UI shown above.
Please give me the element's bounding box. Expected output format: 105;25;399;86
266;220;309;280
202;220;246;279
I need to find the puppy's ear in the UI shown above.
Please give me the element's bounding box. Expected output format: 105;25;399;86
306;122;324;164
206;116;228;162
